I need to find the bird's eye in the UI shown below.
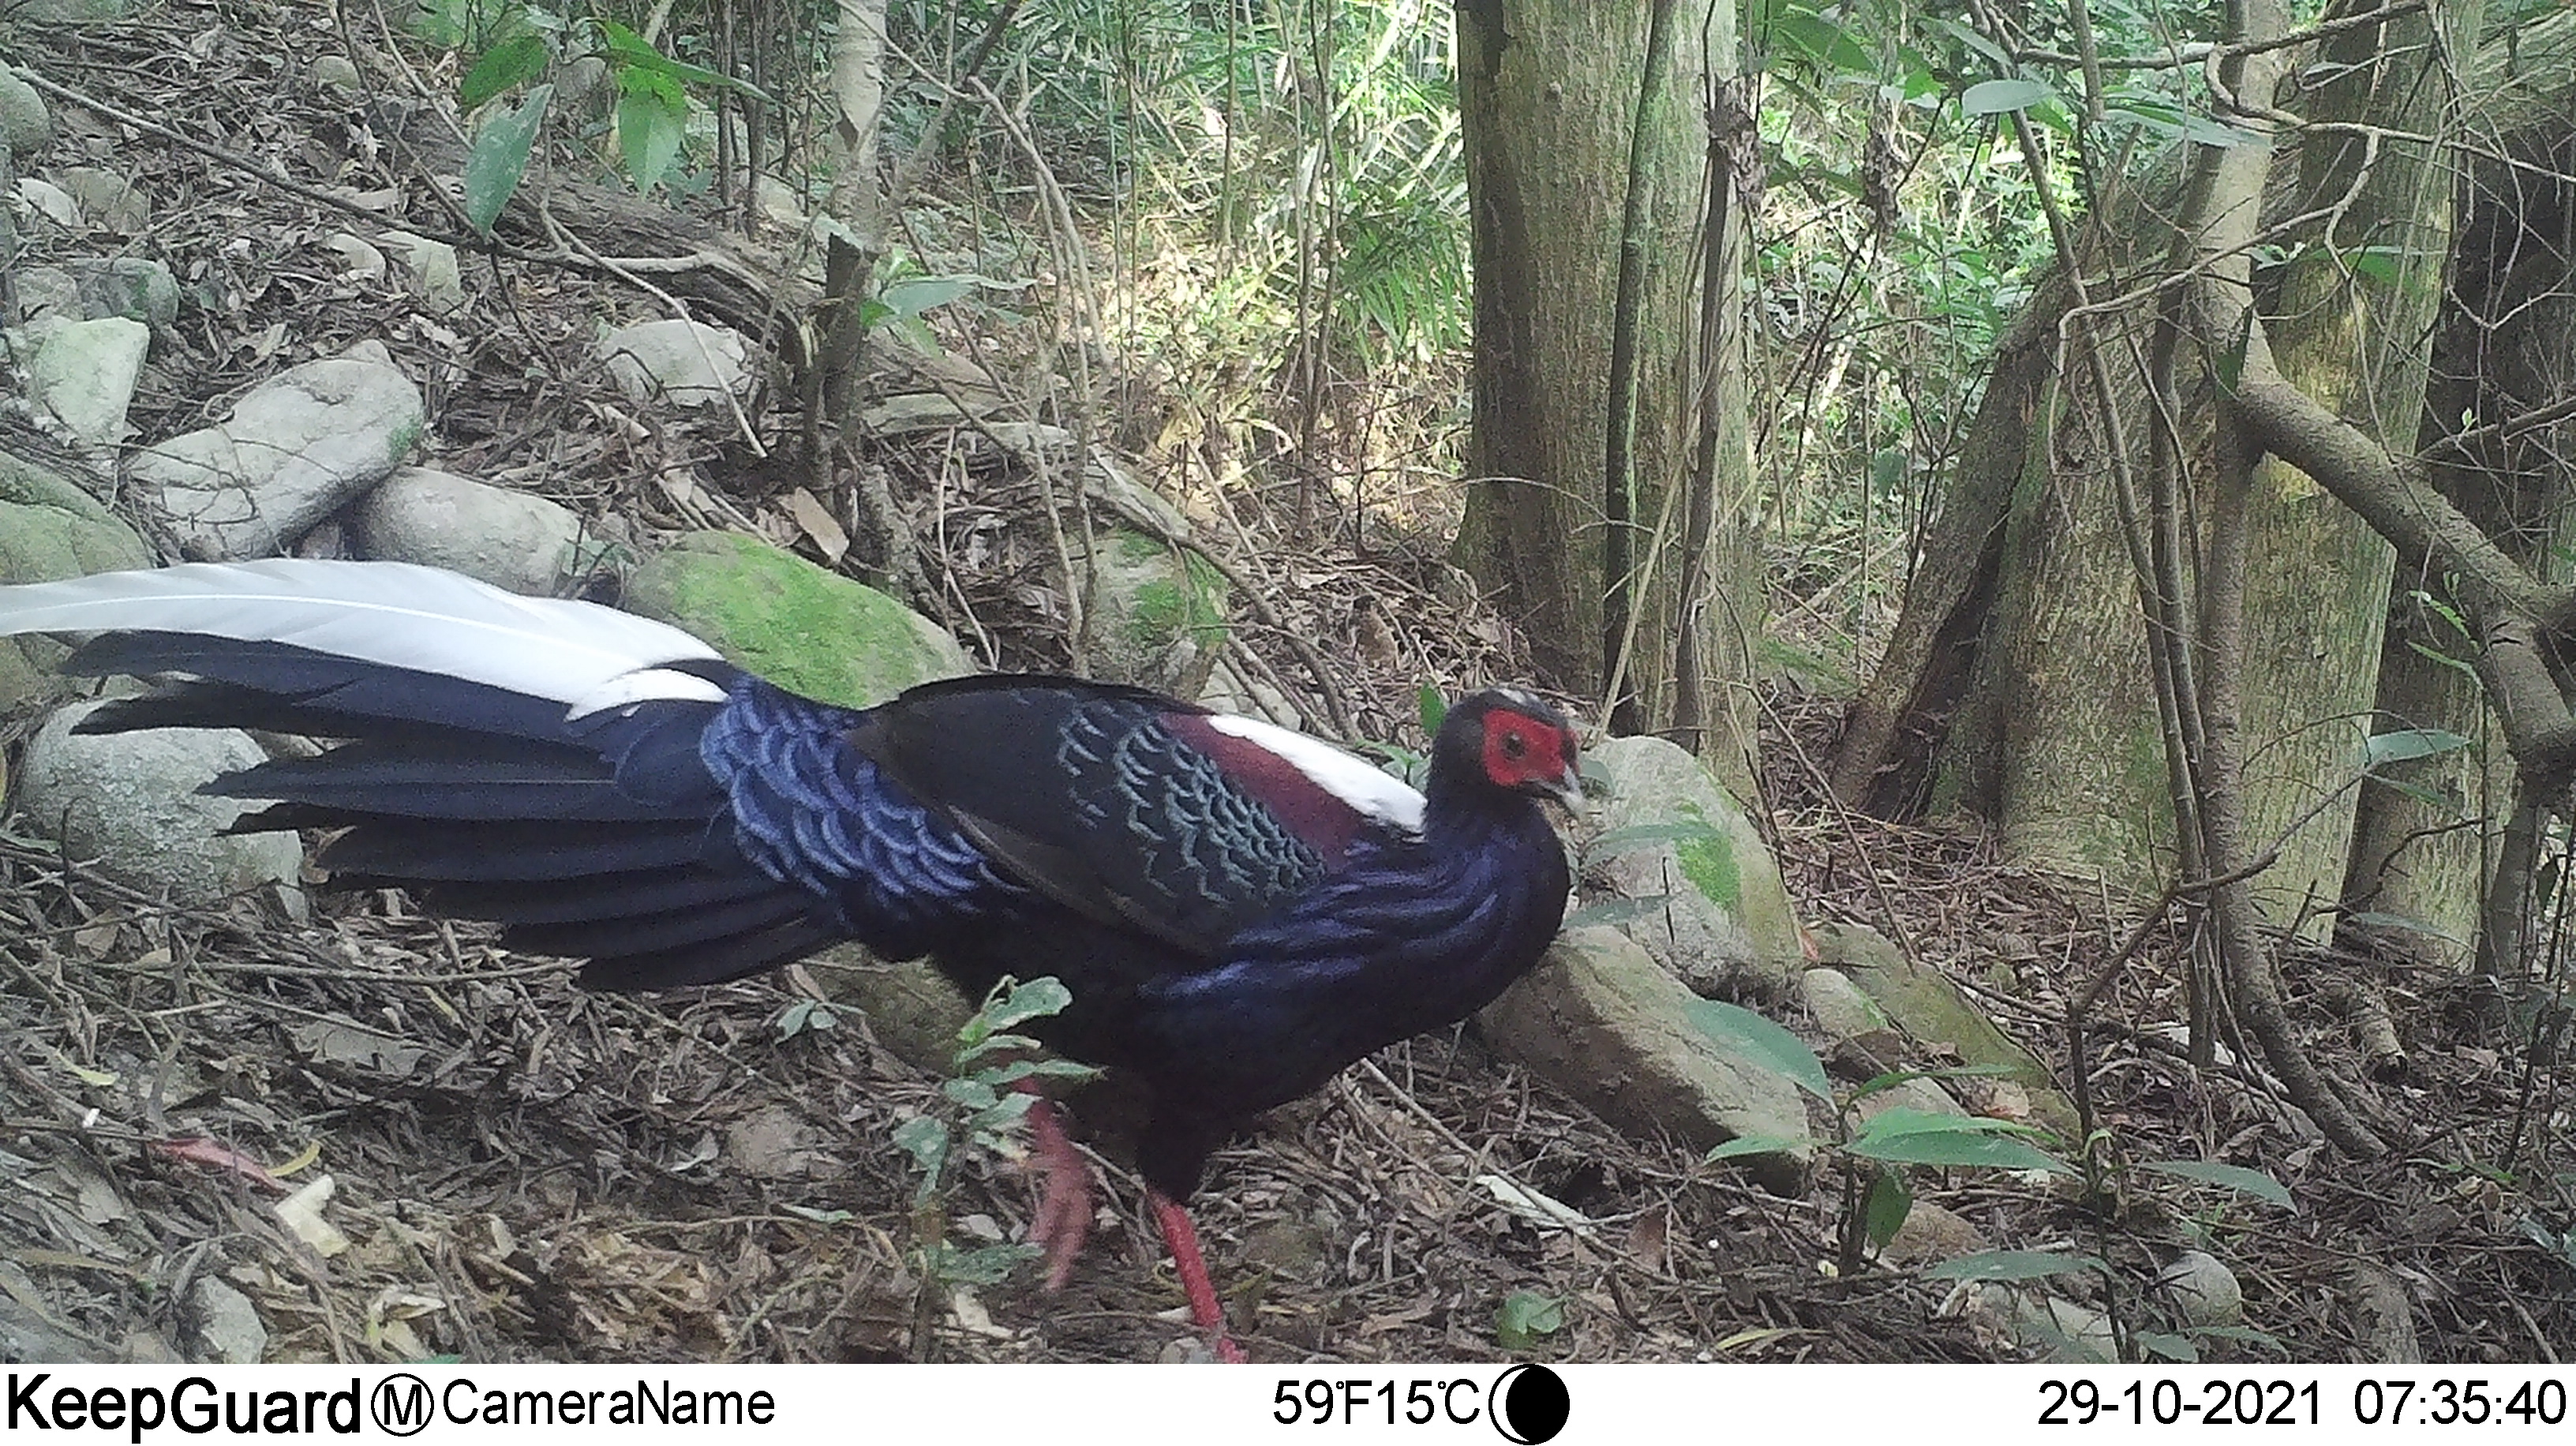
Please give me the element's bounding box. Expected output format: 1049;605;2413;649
1503;731;1528;758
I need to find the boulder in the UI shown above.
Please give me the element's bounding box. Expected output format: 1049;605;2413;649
597;319;749;408
28;316;147;448
1580;734;1803;997
1081;526;1228;696
20;697;304;908
132;340;425;559
1811;921;2080;1137
1479;927;1811;1194
69;257;180;331
0;70;49;159
348;466;586;595
621;530;970;707
0;449;150;721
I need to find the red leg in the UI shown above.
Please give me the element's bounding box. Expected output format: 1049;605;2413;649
1148;1187;1247;1363
1019;1090;1093;1291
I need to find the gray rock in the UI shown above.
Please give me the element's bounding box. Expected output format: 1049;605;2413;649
15;176;80;228
349;466;585;594
11;0;128;20
1880;1198;1989;1267
53;167;148;234
380;231;465;315
1812;921;2081;1138
1478;926;1811;1194
1960;1284;2117;1363
311;54;361;98
185;1278;266;1365
0;70;49;159
1581;734;1804;998
0;449;151;725
13;264;80;323
1801;965;1888;1039
132;339;425;560
597;318;749;407
30;316;148;447
20;698;304;907
1197;657;1306;729
70;257;180;330
2156;1249;2245;1328
1080;526;1227;696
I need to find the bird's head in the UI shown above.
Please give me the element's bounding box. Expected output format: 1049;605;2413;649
1432;687;1583;811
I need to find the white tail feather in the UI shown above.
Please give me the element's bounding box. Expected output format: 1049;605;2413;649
0;560;728;710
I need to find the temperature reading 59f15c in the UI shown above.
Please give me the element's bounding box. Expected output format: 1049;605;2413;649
1274;1378;1483;1425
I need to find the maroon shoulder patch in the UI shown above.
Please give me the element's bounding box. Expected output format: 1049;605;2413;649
1163;712;1368;863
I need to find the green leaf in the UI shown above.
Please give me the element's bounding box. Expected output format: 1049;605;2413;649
1417;684;1448;737
1849;1065;2017;1103
942;1077;999;1111
880;275;979;318
2135;1331;2199;1362
1848;1113;2066;1171
1494;1290;1566;1350
2343;910;2466;946
1705;1133;1807;1161
1863;1167;1912;1247
1852;1107;2050;1141
981;1058;1103;1086
892;1114;949;1178
596;18;732;90
463;84;552;236
981;976;1076;1032
1562;895;1672;931
1682;998;1832;1101
964;1091;1039;1134
2364;728;2470;767
462;34;550;109
1924;1249;2104;1282
616;86;687;193
2135;1159;2293;1208
1580;819;1727;865
2348;245;2406;287
931;1241;1040;1286
1962;78;2050;115
2402;639;2480;684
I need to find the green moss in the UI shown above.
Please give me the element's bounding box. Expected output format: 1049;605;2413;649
1672;803;1743;909
623;531;967;708
1116;538;1227;653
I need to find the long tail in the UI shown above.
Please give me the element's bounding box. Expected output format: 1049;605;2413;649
0;560;841;989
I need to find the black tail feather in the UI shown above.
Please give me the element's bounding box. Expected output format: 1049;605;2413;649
576;916;848;991
306;817;721;882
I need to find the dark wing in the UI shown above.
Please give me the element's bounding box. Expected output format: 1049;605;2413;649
837;676;1423;959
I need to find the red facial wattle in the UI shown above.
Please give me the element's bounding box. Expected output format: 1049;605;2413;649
1481;710;1570;795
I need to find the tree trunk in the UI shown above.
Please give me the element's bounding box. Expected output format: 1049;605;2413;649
1453;0;1758;789
1837;10;2561;949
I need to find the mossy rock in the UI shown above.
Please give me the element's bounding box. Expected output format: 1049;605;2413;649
0;449;151;724
1480;927;1811;1194
1811;920;2080;1137
621;530;971;709
1581;734;1803;998
1080;526;1229;696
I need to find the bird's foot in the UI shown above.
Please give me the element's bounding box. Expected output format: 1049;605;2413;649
1149;1187;1247;1363
1020;1091;1093;1291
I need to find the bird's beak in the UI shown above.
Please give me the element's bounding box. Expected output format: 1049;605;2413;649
1541;766;1585;811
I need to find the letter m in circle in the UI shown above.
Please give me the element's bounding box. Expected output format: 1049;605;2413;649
372;1375;434;1437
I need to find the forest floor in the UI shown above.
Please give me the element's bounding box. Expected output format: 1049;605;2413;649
4;0;2574;1365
